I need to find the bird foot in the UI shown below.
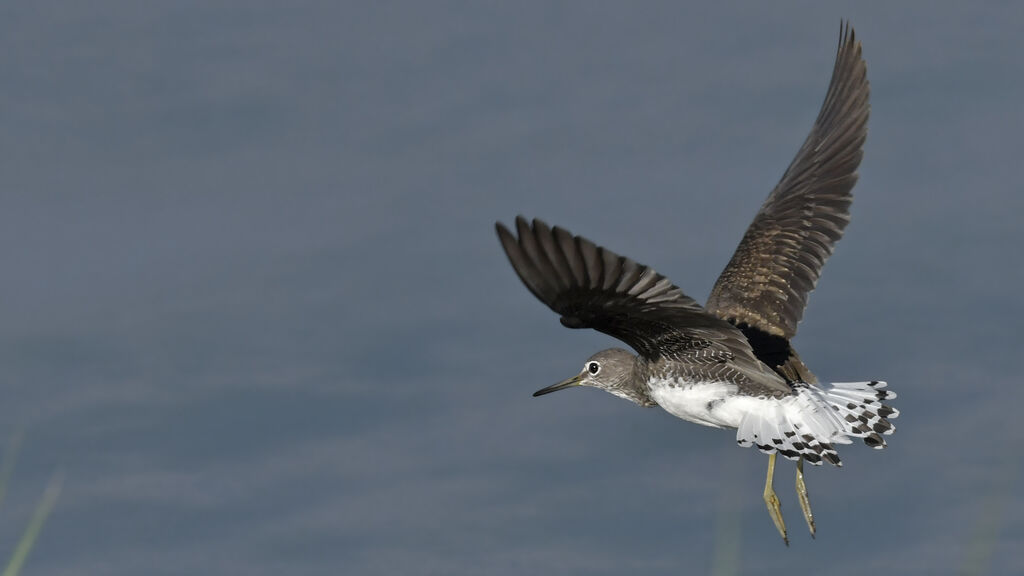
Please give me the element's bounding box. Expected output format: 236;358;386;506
763;453;788;545
795;458;816;538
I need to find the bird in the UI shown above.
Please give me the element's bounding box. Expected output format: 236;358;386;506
495;22;896;545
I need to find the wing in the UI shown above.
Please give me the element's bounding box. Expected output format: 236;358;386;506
706;22;870;339
497;216;789;394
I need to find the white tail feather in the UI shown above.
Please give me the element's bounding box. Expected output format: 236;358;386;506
735;381;898;466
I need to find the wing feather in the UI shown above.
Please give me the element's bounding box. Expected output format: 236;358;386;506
706;22;870;339
497;216;790;395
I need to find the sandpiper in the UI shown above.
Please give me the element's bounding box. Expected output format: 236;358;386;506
496;22;896;544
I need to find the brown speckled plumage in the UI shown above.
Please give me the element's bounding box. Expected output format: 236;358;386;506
706;24;869;344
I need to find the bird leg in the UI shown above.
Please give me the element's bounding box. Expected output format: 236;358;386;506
763;453;788;545
795;458;816;538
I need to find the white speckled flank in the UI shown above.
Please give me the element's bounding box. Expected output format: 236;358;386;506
647;380;754;429
647;379;898;466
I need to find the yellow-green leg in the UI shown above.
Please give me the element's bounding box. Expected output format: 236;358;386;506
795;458;816;538
762;453;788;545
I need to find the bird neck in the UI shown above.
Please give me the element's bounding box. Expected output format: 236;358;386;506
608;359;656;407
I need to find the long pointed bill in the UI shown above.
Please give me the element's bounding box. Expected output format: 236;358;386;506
533;374;584;397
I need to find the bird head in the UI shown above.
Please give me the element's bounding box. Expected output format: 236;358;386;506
533;348;646;404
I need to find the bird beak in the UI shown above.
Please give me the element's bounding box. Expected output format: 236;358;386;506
533;374;584;397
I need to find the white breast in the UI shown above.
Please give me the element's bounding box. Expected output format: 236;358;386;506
647;380;761;430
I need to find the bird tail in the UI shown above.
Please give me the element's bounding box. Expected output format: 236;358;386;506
736;381;898;467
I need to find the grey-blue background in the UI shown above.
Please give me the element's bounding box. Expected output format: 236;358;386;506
1;2;1022;575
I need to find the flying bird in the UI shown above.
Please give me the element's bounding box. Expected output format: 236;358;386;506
495;22;895;544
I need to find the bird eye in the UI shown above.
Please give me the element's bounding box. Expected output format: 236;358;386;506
587;362;600;375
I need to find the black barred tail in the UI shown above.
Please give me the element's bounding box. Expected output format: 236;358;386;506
736;381;898;467
825;381;899;448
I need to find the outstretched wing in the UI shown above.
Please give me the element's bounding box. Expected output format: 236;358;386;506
497;216;789;394
706;22;870;339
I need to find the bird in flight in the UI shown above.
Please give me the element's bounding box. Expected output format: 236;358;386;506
495;22;895;544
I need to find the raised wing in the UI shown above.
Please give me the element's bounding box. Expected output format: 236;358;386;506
497;216;789;394
706;22;870;339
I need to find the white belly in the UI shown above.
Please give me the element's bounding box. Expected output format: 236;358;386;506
647;381;761;430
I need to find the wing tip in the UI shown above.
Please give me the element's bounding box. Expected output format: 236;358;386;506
837;19;866;72
838;19;857;50
495;219;511;239
495;218;521;255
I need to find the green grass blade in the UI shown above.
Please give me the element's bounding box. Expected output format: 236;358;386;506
711;450;742;576
2;471;63;576
961;457;1017;576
